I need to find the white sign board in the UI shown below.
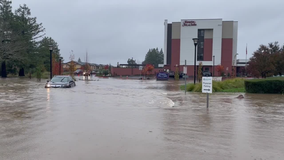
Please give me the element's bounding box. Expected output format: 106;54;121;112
158;64;164;67
183;66;187;74
202;77;213;93
139;66;143;70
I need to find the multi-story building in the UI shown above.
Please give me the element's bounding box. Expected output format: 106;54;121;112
164;19;238;76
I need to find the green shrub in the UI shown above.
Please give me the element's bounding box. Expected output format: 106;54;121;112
222;88;246;92
181;78;245;93
245;78;284;94
212;81;222;92
187;84;195;91
193;83;202;92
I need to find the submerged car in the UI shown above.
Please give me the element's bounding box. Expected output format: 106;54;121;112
45;75;76;88
202;71;212;77
156;72;169;81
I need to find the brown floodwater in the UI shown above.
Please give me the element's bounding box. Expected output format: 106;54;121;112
0;77;284;160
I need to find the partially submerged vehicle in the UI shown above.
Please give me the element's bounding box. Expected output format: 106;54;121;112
45;75;76;88
156;71;169;81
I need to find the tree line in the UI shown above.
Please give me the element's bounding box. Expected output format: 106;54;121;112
247;42;284;78
127;48;163;68
0;0;61;78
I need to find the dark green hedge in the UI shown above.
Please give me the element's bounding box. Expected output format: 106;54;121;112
245;78;284;94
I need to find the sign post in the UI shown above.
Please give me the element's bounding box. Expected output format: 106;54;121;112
183;60;187;94
202;77;212;108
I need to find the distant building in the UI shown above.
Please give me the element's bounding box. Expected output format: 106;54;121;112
236;59;248;77
164;19;238;76
111;63;164;77
62;61;105;72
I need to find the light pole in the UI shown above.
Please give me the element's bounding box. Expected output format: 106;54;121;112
192;38;198;84
213;55;215;77
49;45;53;79
59;57;63;75
233;53;238;77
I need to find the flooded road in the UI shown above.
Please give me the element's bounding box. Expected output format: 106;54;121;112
1;77;284;160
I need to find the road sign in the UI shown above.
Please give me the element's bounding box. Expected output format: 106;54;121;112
202;77;212;93
183;66;187;74
158;64;164;67
139;66;143;70
183;75;188;78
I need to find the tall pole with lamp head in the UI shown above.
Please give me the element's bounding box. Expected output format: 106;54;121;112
192;38;199;84
49;45;53;79
213;55;215;77
59;57;63;75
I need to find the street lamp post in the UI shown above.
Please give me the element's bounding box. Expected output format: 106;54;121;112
59;57;63;75
233;53;238;77
49;45;53;79
213;55;215;77
192;38;199;84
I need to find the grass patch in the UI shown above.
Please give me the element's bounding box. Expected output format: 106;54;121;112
220;88;246;92
180;85;186;90
181;78;245;93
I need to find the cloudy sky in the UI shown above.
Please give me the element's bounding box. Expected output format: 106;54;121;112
11;0;284;65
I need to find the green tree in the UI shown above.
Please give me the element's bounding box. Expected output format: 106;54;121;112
247;42;284;78
143;48;164;67
13;4;45;76
69;54;75;78
0;0;18;77
103;69;109;76
36;37;60;72
127;58;136;65
198;62;202;82
78;58;81;62
0;1;46;77
175;66;179;80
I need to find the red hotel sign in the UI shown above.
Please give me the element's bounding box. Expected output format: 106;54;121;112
182;20;197;27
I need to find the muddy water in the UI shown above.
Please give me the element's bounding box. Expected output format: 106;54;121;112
0;77;284;160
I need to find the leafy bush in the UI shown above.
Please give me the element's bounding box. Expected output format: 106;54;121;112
193;83;202;92
183;78;245;93
103;69;109;76
212;81;222;92
187;84;195;91
245;78;284;94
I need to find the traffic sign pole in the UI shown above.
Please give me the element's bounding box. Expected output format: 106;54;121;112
207;93;209;108
184;60;187;95
202;77;212;108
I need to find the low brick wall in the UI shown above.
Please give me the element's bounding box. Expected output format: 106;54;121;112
111;67;163;76
213;77;222;81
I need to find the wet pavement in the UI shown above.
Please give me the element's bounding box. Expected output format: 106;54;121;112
1;77;284;160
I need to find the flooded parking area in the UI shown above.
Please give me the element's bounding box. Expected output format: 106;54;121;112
1;77;284;160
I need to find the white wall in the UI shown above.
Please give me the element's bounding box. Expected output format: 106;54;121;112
180;19;223;66
164;20;168;65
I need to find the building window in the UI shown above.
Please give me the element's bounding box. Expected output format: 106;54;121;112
197;29;204;61
201;30;204;36
197;55;203;61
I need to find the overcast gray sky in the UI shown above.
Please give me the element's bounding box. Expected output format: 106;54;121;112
12;0;284;65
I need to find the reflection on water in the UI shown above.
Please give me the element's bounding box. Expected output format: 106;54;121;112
0;77;284;160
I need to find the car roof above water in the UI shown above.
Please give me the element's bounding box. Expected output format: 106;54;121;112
53;75;71;78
